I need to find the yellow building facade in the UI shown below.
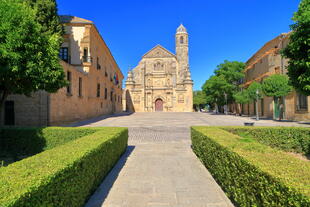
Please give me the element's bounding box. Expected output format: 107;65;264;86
242;33;310;121
124;24;193;112
0;16;123;126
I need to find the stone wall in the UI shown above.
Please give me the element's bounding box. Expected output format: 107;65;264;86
0;91;49;127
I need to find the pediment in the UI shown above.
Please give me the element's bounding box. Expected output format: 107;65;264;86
142;45;176;58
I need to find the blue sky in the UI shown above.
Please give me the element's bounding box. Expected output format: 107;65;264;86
57;0;300;90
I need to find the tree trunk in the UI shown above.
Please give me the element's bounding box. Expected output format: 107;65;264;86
0;89;9;126
236;103;241;116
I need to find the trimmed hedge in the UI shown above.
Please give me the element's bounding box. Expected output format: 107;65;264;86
222;126;310;155
191;127;310;207
0;127;98;159
0;127;128;207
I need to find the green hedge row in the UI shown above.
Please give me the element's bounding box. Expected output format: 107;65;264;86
0;127;128;207
0;127;98;159
191;127;310;207
222;126;310;155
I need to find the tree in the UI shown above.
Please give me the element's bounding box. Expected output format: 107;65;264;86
0;0;67;110
262;74;293;120
262;74;292;97
282;0;310;95
202;60;245;113
214;60;245;86
247;82;263;101
24;0;64;35
202;75;228;112
193;90;207;111
233;89;250;115
233;89;250;104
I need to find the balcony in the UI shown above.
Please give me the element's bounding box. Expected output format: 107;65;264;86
82;56;92;63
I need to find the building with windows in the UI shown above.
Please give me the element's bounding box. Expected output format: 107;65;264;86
0;16;123;126
241;33;309;121
124;24;193;112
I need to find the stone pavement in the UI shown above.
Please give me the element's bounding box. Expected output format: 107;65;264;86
82;112;309;207
70;112;309;128
85;127;234;207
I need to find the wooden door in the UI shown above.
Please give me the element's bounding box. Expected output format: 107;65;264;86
155;99;163;111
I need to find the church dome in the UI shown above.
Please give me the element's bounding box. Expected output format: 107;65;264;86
176;24;187;34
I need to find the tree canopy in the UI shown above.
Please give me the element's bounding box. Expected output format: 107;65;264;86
282;0;310;95
193;90;207;107
24;0;63;35
202;60;245;108
233;90;250;104
0;0;67;108
262;74;293;97
247;81;263;100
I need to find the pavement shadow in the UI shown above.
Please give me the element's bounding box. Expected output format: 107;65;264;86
67;112;134;127
84;145;135;207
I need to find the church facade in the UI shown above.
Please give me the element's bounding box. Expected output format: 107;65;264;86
124;24;193;112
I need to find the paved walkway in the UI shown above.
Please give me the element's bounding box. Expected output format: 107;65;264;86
70;112;309;128
82;112;309;207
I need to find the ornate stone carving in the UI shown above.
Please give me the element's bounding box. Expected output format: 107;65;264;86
133;95;140;104
178;94;184;103
143;45;175;58
154;61;164;71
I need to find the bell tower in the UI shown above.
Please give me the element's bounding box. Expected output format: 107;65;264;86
176;24;189;81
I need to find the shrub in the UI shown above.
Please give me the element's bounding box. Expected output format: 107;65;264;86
191;127;310;207
0;127;128;207
222;126;310;155
0;127;98;159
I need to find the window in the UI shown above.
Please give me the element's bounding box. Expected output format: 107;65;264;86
105;88;108;99
78;77;82;97
110;91;113;101
67;71;72;94
83;47;88;57
180;36;184;44
97;84;100;97
97;57;101;70
297;93;308;110
59;47;69;62
83;47;91;62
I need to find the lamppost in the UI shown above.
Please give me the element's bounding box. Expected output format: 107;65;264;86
224;92;228;115
256;89;259;121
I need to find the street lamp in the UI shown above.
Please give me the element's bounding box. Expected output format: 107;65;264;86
256;89;259;121
224;92;228;115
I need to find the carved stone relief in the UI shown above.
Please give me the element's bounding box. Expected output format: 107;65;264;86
178;94;184;103
154;61;164;71
133;95;140;104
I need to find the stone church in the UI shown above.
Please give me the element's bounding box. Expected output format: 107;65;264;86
124;24;193;112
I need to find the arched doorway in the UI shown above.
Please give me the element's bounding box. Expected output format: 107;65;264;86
155;98;163;111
